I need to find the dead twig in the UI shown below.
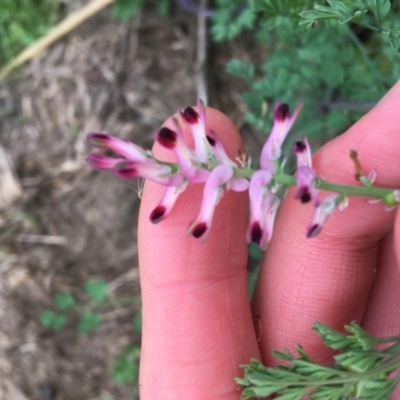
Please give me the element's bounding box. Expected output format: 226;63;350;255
16;234;67;246
0;0;116;81
196;0;208;104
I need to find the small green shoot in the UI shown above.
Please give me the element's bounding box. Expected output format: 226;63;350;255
111;345;141;384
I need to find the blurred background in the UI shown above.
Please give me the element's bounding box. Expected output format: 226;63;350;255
0;0;399;399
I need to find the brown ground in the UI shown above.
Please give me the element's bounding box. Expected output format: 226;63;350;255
0;3;261;399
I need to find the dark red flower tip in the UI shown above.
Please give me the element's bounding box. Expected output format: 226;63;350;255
191;222;207;238
296;187;311;203
180;107;199;124
275;103;290;122
294;140;307;153
307;224;321;238
150;206;167;223
157;127;177;149
88;132;111;144
114;165;138;178
250;222;263;245
206;135;216;146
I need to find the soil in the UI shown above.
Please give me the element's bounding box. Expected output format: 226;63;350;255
0;2;263;399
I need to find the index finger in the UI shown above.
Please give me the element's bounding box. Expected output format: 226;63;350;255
253;81;400;365
138;107;260;399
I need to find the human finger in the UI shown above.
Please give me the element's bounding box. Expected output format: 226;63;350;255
253;81;400;365
138;107;260;399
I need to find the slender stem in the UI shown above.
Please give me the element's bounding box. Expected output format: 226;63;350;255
356;20;387;34
234;167;396;200
315;178;394;199
374;4;382;31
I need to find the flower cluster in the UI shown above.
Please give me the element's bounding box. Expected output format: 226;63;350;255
86;100;372;249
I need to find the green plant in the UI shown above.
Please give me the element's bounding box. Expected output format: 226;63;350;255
211;0;256;41
237;322;400;399
40;280;142;388
0;0;60;66
39;280;109;334
219;0;399;147
111;345;141;384
112;0;172;20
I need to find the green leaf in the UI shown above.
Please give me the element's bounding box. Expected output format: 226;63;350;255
133;308;142;332
327;0;350;15
40;310;67;331
112;0;146;20
335;350;384;372
362;0;391;19
40;310;56;328
78;312;100;334
225;59;254;82
54;293;75;311
84;280;109;305
313;322;355;350
388;30;400;51
111;345;140;384
52;314;67;331
345;321;380;350
211;0;255;41
300;1;367;26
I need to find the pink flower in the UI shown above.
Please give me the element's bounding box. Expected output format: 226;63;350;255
87;133;148;163
114;160;184;186
260;102;302;170
187;164;233;241
150;180;189;223
294;137;319;205
247;170;280;250
86;153;124;169
179;100;214;163
156;125;209;183
307;194;340;238
207;129;249;192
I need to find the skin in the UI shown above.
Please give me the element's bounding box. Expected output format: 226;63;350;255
138;81;400;399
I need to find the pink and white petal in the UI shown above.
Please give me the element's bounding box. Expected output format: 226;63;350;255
207;130;237;168
88;133;148;162
294;136;312;168
187;164;233;240
247;170;273;244
181;101;213;163
86;153;124;169
229;177;249;192
157;125;208;183
114;161;183;186
260;102;302;166
295;166;318;204
149;180;189;223
259;194;280;249
306;194;339;238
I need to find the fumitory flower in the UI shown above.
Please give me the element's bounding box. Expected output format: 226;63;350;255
307;194;347;238
294;137;319;205
247;170;280;250
86;99;332;248
86;99;398;248
260;102;302;172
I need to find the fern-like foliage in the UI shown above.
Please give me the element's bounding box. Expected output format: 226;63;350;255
211;0;256;41
252;0;316;26
237;322;400;400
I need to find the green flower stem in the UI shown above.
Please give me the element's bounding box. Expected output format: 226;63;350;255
235;168;397;199
161;163;397;201
315;178;394;199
